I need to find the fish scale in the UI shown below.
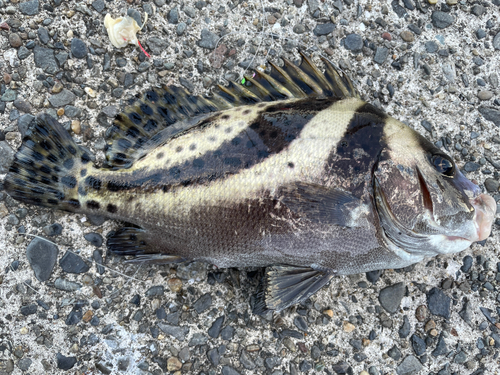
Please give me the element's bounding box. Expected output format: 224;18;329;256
4;51;496;314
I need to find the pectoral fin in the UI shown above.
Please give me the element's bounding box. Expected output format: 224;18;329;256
106;227;185;264
253;265;336;314
281;182;362;226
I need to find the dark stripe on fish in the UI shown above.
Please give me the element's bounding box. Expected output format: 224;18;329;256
103;98;337;193
325;103;388;197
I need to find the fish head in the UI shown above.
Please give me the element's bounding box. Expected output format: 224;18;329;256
372;118;496;256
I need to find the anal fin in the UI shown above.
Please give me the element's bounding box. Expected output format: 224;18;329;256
253;265;335;315
106;227;185;264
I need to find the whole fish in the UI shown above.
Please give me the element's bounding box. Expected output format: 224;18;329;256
5;51;496;313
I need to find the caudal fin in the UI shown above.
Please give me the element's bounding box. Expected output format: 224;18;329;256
4;114;91;212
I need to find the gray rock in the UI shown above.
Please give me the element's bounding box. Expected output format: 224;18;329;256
184;6;196;18
102;105;118;117
189;332;208;346
220;325;235;340
431;11;454;29
344;33;363;52
425;41;438;53
17;114;35;137
19;0;39;15
399;315;411;338
388;345;402;360
48;89;76;107
54;278;82;291
71;38;88;59
92;0;105;13
137;61;150;73
494;32;500;50
463;162;480;172
484;178;499;193
59;251;90;274
459;300;473;324
176;22;187;36
56;353;77;370
157;322;189;341
374;46;389;64
18;46;31;60
1;89;17;102
0;141;15;174
84;232;103;247
313;22;335;36
432;334;448;357
38;27;49;44
396;356;423;375
13;98;32;113
294;316;308;332
411;334;426;356
65;309;82;325
168;7;179;24
145;285;164;297
208;315;225;338
127;9;142;26
479;107;500;126
17;358;32;371
427;287;450;319
222;366;241;375
146;37;168;55
55;52;68;66
64;105;81;118
293;24;306;34
193;293;212;313
176;261;207;281
379;282;405;313
207;348;220;366
240;350;256;370
26;237;58;282
197;29;219;49
34;46;58;72
20;304;37;316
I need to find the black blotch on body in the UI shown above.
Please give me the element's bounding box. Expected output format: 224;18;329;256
326;102;388;197
85;176;102;190
107;203;118;213
61;176;77;188
87;200;100;210
63;159;74;170
156;152;164;159
80;169;87;177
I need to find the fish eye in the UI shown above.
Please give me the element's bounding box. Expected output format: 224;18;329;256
431;155;454;176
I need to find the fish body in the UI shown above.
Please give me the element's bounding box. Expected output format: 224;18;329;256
5;52;496;313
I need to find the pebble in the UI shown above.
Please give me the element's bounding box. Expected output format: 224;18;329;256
167;357;182;371
157;322;189;341
344;33;363;52
343;321;355;332
17;358;32;371
71;38;88;59
431;11;454;29
168;7;179;24
56;353;77;370
197;29;219;49
38;27;50;44
193;293;212;313
0;142;15;174
399;315;411;338
374;46;389;64
26;237;58;282
20;304;37;316
293;24;306;34
313;23;335;36
484;178;499;193
176;22;187;36
189;332;208;346
84;232;103;247
92;0;105;13
411;334;426;356
427;288;450;319
294;316;308;331
396;355;423;375
59;251;90;274
9;33;22;48
220;325;235;340
463;162;480;172
240;350;256;370
167;278;182;292
478;90;494;101
425;41;438;53
65;309;82;325
379;282;405;313
19;0;39;15
54;278;82;292
400;30;414;42
494;32;500;50
49;89;76;107
388;345;402;360
1;89;17;102
18;46;30;60
222;366;241;375
146;285;164;297
208;316;225;338
34;46;58;73
478;107;500;127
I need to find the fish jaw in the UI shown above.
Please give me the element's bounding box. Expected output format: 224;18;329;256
470;193;496;241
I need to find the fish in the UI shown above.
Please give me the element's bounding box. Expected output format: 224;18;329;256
4;51;496;314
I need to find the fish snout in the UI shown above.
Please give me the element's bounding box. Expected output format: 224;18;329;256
471;193;497;241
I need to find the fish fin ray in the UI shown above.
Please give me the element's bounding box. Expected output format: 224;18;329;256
281;182;362;226
4;114;89;212
107;227;186;263
253;265;335;314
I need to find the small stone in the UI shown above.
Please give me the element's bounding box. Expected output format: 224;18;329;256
388;345;402;360
379;282;405;313
168;7;179;24
54;278;82;292
13;98;32;113
167;357;182;371
431;11;454;29
9;33;22;48
56;353;77;370
396;356;423;375
493;32;500;50
425;320;436;332
20;0;40;15
313;23;335;36
167;278;182;292
399;315;411;338
374;46;389;64
400;31;414;42
49;89;76;107
427;288;451;319
20;304;38;316
197;29;219;49
344;33;363;52
38;27;50;44
65;310;83;325
479;107;500;127
17;358;32;371
478;91;494;101
157;323;189;341
463;162;480;172
92;0;105;13
343;321;355;332
71;120;81;134
293;24;306;34
411;334;426;356
193;293;212;313
84;233;103;247
59;251;90;274
484;178;499;193
176;22;187;36
189;332;208;346
33;46;58;72
26;237;58;282
208;316;225;338
415;305;428;322
57;108;65;116
323;309;334;318
71;38;88;59
222;366;241;375
146;285;164;297
18;46;30;60
294;316;308;332
1;89;17;102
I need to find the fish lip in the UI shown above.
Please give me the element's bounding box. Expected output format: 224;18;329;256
469;193;497;242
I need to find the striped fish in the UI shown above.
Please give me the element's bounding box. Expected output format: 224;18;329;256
5;51;496;313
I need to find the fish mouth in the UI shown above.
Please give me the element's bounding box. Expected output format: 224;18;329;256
470;193;497;242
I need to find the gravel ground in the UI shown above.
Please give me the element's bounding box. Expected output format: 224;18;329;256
1;0;500;374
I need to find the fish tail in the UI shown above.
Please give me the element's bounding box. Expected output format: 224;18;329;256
4;114;91;212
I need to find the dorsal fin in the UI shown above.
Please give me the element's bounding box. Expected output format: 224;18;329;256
104;51;358;169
